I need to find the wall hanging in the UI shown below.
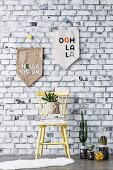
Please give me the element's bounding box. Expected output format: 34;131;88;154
53;27;79;69
16;48;43;87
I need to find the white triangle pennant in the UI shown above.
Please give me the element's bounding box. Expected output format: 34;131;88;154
53;28;79;69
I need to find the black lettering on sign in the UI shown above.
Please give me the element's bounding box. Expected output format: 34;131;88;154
59;38;63;43
66;45;69;50
59;36;75;58
70;38;75;43
66;52;69;57
70;45;75;50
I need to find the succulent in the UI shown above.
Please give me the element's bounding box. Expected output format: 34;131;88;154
42;92;58;102
99;136;107;146
88;144;95;151
79;111;87;146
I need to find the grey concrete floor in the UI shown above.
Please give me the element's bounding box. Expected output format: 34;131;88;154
0;155;113;170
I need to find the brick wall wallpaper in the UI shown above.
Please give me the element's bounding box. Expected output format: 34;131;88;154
0;0;113;155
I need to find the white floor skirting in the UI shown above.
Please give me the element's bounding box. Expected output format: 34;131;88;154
0;157;74;170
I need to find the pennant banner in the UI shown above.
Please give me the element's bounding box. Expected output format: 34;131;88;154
16;48;43;86
53;28;79;69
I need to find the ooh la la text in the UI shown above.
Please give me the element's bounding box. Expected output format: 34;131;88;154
59;37;75;57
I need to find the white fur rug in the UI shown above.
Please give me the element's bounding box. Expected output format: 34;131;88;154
0;157;74;170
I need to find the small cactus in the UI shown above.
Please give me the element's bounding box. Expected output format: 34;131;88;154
99;136;107;146
79;111;87;146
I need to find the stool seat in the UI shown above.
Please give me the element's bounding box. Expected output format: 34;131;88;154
38;122;68;126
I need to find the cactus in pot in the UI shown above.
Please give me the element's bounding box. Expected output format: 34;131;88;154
79;111;88;159
79;111;87;146
99;136;109;159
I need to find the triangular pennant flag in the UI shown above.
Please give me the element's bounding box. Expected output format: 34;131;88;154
53;28;79;69
16;48;43;86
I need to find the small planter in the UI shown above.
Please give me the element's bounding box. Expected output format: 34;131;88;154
87;150;94;160
47;102;60;114
99;146;109;160
80;146;88;159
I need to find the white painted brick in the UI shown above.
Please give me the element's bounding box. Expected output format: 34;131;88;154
90;87;105;92
102;121;113;126
13;138;20;143
12;127;19;131
4;0;19;5
45;10;60;16
84;0;99;4
4;115;11;121
54;0;68;4
71;0;83;4
2;144;14;149
61;10;76;15
20;0;35;5
2;121;14;126
47;76;61;81
77;11;91;15
16;144;30;148
15;5;22;10
0;54;12;59
101;0;113;4
12;132;21;138
104;65;113;69
13;11;27;16
87;65;102;69
29;11;44;16
15;121;30;126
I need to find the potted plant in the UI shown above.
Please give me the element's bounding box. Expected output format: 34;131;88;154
79;111;88;159
42;92;60;115
99;136;109;159
87;144;95;160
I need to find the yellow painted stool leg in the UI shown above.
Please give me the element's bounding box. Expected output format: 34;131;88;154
63;126;71;159
40;126;46;157
61;126;67;157
35;126;42;159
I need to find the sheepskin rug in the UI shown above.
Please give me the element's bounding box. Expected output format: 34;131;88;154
0;157;74;170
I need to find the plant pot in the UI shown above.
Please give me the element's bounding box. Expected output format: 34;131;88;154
80;146;88;159
99;146;109;160
47;102;60;114
87;150;94;160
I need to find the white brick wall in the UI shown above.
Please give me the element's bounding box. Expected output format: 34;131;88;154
0;0;113;156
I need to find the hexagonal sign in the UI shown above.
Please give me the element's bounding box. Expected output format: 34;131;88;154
53;28;79;69
16;48;43;86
